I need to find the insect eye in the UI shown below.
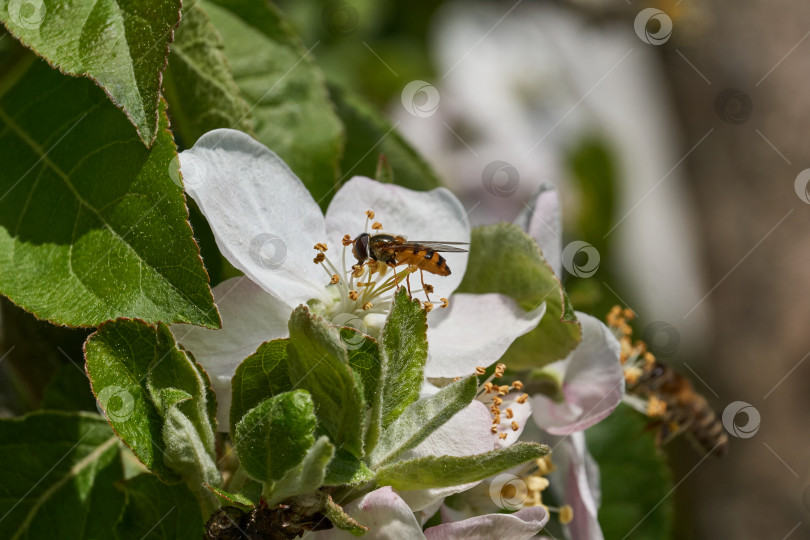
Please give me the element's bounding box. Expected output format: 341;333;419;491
352;233;369;261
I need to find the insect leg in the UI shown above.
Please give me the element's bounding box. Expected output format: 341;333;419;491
406;272;412;297
420;269;432;303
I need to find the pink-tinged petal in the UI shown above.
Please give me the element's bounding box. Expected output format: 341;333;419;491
493;393;532;449
325;176;470;303
425;505;549;540
425;293;545;378
398;400;497;511
514;183;562;277
312;487;426;540
560;433;603;540
180;129;328;309
530;313;623;435
172;277;290;431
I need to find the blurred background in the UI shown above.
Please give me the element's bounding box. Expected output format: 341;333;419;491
274;1;810;538
2;0;809;538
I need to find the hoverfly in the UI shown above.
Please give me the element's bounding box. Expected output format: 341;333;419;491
351;232;467;302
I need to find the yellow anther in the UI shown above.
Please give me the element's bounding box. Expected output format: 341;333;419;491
484;382;495;393
505;408;514;419
362;302;373;311
535;455;554;476
499;433;508;440
314;242;328;252
372;221;383;230
365;210;375;219
424;284;434;294
498;385;509;396
348;290;358;301
647;396;667;417
342;234;353;246
644;351;656;365
511;420;519;431
526;476;549;492
624;366;643;385
330;274;339;284
559;505;574;525
313;253;326;264
494;363;506;377
490;405;500;415
352;265;364;278
493;396;503;407
423;301;434;313
513;380;524;391
440;297;449;308
490;425;498;434
517;393;529;404
475;366;487;376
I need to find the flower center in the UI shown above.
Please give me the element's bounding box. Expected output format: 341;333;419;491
474;363;528;441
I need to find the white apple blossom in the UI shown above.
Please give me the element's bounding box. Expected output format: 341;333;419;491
171;128;544;429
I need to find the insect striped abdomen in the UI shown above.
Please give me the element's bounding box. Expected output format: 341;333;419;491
396;248;451;276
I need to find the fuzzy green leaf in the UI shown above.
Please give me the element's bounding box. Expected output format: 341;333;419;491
324;495;368;535
0;58;218;328
116;474;205;540
229;338;292;433
379;288;428;429
0;0;181;145
330;83;441;191
265;436;334;507
202;0;343;205
287;306;365;457
204;484;256;509
163;3;254;146
84;319;219;491
375;442;549;491
234;390;317;484
0;412;124;539
457;223;581;368
369;376;477;467
323;449;374;487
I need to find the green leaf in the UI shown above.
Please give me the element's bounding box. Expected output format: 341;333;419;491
265;436;335;507
229;338;292;433
0;0;181;145
234;390;317;484
84;319;219;491
369;376;477;467
375;442;549;491
329;83;441;191
457;223;581;368
379;287;428;429
287;306;365;458
324;495;368;535
202;0;344;204
163;3;254;147
0;412;124;539
586;404;674;540
116;474;205;540
323;449;374;487
41;363;97;412
203;484;256;509
0;58;219;328
342;328;381;407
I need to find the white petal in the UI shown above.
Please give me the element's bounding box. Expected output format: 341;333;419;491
180;129;328;309
493;393;532;449
514;183;562;277
425;293;546;378
325;176;470;303
172;277;290;431
311;487;426;540
425;506;549;540
530;313;623;435
562;433;604;540
398;400;496;511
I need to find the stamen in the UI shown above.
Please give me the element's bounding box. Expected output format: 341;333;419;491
498;385;509;396
365;210;375;219
558;505;574;525
475;366;487;376
647;396;667;417
506;408;514;419
494;363;506;378
499;433;507;440
352;265;364;278
513;380;524;390
511;420;519;431
362;302;373;311
331;274;340;284
342;234;353;246
423;301;434;313
372;221;383;230
348;290;358;301
490;426;498;434
516;393;529;404
313;253;325;264
440;297;449;308
314;242;328;252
